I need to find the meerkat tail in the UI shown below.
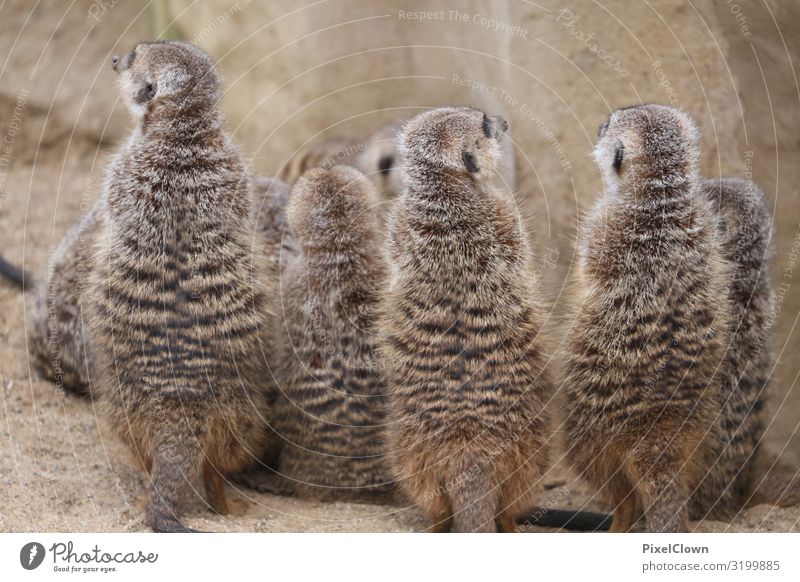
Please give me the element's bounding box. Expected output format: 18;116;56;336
146;443;204;534
448;460;497;533
516;508;612;531
0;254;31;289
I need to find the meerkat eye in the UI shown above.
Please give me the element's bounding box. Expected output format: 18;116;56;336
462;150;480;173
612;142;624;173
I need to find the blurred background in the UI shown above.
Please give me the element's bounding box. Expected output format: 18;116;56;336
0;0;798;531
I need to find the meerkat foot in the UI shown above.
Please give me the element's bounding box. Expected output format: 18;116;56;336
424;517;453;533
423;498;453;533
609;496;636;533
496;513;518;533
204;463;237;515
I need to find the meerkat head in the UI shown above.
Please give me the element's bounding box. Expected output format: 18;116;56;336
288;165;379;251
354;119;405;200
111;40;220;119
594;104;700;196
398;107;508;182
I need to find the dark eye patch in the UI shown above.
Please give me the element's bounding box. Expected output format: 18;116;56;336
482;113;491;138
612;142;624;173
378;155;394;175
134;81;157;104
462;150;480;173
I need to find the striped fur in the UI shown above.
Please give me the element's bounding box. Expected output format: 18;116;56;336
381;107;551;532
243;166;394;501
564;105;730;532
279;120;404;202
28;205;102;395
86;41;274;532
691;177;776;518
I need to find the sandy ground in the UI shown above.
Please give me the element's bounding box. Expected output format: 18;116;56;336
1;0;799;533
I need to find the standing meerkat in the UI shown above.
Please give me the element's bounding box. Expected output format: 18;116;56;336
381;106;551;533
85;41;274;532
691;177;776;518
242;165;394;501
564;104;729;533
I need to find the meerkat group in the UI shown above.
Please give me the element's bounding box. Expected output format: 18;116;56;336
0;40;791;533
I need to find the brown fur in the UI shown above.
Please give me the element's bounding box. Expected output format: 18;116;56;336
241;165;394;501
564;104;729;532
278;120;404;202
380;107;551;532
80;41;275;532
28;205;102;395
693;177;790;517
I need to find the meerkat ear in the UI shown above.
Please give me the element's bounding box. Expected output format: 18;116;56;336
378;155;394;175
134;81;158;104
612;141;624;173
598;120;609;138
462;150;480;174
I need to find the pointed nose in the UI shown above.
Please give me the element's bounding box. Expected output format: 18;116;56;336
111;55;120;71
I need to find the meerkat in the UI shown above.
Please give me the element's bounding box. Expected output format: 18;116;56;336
353;119;405;200
690;177;775;518
240;165;394;501
563;104;730;533
381;106;551;533
252;175;297;295
26;206;104;395
80;40;276;532
278;119;405;202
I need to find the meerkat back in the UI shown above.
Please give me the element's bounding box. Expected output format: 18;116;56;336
89;41;274;532
246;165;393;501
691;177;775;517
564;104;729;532
381;107;551;533
27;203;106;395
